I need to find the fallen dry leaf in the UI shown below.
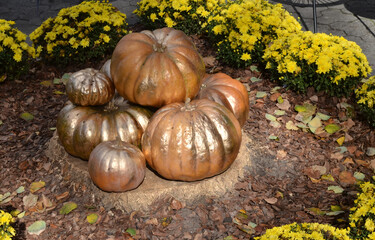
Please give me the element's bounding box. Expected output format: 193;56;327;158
339;171;356;185
264;197;278;204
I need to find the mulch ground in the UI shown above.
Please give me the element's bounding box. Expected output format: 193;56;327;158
1;26;375;240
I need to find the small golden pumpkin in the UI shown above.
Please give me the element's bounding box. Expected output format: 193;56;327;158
196;73;249;127
56;99;152;160
142;98;242;181
89;140;146;192
66;68;115;106
110;27;205;107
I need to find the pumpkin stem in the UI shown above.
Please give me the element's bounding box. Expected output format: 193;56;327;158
181;98;194;111
153;42;166;53
105;98;118;112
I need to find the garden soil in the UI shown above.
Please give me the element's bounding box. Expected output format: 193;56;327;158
1;26;375;239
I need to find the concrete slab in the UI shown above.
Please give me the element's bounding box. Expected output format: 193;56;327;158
45;131;255;213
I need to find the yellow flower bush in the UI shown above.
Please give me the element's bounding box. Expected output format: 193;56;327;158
205;0;301;68
30;0;128;66
0;210;15;240
349;177;375;239
134;0;226;35
355;76;375;128
256;222;350;240
263;31;372;96
0;19;35;81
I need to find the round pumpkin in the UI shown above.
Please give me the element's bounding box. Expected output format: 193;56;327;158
110;27;206;107
196;73;249;127
66;68;115;106
56;99;152;160
88;140;146;192
142;98;242;181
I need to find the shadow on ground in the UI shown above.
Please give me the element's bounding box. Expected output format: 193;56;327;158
344;0;375;19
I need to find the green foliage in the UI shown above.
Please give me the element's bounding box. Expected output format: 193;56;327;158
263;31;372;97
0;210;16;240
349;177;375;239
0;19;35;81
134;0;225;35
356;76;375;128
204;0;301;68
29;0;128;66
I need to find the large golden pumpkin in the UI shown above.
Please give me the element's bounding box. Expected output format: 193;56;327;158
88;140;146;192
110;27;205;107
66;68;115;106
142;99;242;181
196;73;249;127
56;99;152;160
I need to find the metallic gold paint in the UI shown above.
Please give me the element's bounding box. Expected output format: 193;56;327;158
196;73;249;127
66;68;115;106
88;141;146;192
142;99;242;181
111;27;205;107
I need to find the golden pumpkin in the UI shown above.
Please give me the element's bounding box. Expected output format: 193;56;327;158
56;99;152;160
88;140;146;192
110;27;205;107
142;99;242;181
196;73;249;127
66;68;115;106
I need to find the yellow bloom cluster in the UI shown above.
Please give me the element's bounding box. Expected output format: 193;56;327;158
0;210;15;240
356;76;375;108
30;0;127;64
263;31;372;84
207;0;301;64
349;178;375;239
0;19;35;62
256;222;350;240
135;0;225;34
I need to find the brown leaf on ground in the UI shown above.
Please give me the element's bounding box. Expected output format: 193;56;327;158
339;171;357;186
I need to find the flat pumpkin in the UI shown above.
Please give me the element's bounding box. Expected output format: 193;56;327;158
56;99;152;160
142;98;242;181
89;140;146;192
196;73;249;127
110;27;205;107
66;68;115;106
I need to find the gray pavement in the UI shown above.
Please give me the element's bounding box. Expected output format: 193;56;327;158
1;0;374;75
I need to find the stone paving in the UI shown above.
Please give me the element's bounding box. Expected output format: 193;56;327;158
1;0;374;75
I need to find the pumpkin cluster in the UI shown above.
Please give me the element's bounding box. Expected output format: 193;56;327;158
56;27;249;192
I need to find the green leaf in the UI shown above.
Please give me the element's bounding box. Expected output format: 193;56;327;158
317;112;331;121
269;135;279;140
126;228;137;236
308;207;326;216
87;213;99;224
325;124;341;134
40;80;52;86
321;174;335;182
270;121;281;128
59;202;77;215
224;236;237;240
354;172;365;181
53;90;65;95
295;105;306;112
30;181;45;193
366;147;375;156
53;73;70;85
0;120;3;125
271;86;281;94
265;113;277;122
17;211;25;219
296;123;308;129
248;222;257;228
27;220;46;235
308;116;322;133
277;96;284;104
250;65;259;72
250;77;262;82
0;192;11;202
286;121;299;130
331;205;342;211
16;186;25;194
326;211;345;216
274;110;285;116
327;185;344;194
256;91;267;98
336;147;347;154
20;112;34;121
